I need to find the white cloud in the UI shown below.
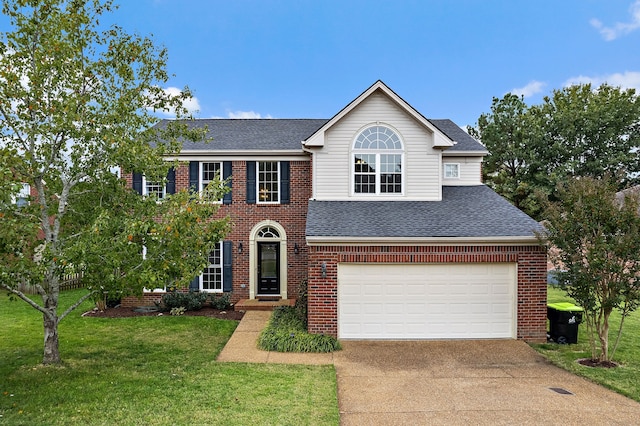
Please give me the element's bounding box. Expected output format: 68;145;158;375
152;86;200;117
590;1;640;41
226;110;272;119
564;71;640;90
509;81;546;98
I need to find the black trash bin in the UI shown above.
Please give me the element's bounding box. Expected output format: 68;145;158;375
547;302;583;344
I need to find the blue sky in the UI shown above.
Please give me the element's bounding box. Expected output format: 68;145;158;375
8;0;640;128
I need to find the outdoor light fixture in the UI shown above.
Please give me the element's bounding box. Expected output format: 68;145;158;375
238;242;243;253
294;243;299;254
321;262;327;278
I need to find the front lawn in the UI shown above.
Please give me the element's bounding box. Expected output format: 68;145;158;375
532;286;640;402
0;290;339;425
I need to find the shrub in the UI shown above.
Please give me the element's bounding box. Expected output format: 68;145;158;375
258;306;341;353
294;279;308;326
210;293;231;310
160;291;207;311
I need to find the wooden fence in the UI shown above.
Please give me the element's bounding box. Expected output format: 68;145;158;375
16;272;84;294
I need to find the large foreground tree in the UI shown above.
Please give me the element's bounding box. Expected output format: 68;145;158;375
541;177;640;363
0;0;228;364
473;84;640;219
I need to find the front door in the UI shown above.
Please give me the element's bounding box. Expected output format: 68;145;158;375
258;242;280;295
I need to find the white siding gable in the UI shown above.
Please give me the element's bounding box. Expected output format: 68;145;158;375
311;92;442;201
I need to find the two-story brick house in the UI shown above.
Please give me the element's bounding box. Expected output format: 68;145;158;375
123;81;547;342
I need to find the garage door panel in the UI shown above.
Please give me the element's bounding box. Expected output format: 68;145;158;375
338;263;516;339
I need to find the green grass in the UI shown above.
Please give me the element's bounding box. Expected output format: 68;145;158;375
0;290;339;425
532;286;640;402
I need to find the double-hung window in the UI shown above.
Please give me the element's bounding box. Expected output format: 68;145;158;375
201;242;223;292
258;161;279;203
444;163;460;179
353;125;404;195
143;178;166;200
200;162;222;202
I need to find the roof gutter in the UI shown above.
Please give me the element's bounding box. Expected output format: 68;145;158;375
305;235;541;246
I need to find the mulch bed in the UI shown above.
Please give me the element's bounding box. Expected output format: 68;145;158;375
82;305;245;321
577;358;618;368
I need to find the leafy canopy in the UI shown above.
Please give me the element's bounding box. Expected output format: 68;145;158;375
0;0;228;364
473;84;640;219
541;177;640;363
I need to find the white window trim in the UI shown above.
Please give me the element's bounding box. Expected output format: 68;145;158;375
351;125;405;197
200;241;224;293
199;161;223;203
142;176;166;200
257;161;280;204
444;163;461;179
11;183;30;206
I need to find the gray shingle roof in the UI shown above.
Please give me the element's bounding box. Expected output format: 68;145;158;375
306;185;542;239
154;118;485;154
429;119;488;153
154;119;328;151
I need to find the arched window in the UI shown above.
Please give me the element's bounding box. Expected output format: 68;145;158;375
257;226;280;238
353;125;404;194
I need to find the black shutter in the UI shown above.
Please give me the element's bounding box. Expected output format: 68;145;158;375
166;167;176;195
222;161;232;205
189;161;199;193
246;161;256;204
133;172;143;194
189;275;199;292
223;241;232;292
280;161;290;204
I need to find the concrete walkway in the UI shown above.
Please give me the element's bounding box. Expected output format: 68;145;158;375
216;310;334;365
218;311;640;425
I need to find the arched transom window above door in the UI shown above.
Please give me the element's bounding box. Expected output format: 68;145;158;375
352;125;404;195
257;226;280;238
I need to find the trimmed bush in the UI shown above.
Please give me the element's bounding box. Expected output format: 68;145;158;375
160;291;208;311
210;293;232;310
258;306;341;353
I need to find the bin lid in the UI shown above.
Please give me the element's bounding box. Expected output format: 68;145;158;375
547;302;584;312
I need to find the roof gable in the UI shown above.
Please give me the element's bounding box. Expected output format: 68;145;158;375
302;80;454;149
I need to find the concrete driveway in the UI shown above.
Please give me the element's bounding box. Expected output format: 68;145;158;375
333;340;640;425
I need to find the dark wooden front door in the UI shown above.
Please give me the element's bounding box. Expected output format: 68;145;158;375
258;242;280;295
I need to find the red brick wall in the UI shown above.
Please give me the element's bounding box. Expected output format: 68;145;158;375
121;159;310;307
307;245;547;342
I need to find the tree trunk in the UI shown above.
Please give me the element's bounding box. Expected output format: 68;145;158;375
598;311;610;362
42;310;61;365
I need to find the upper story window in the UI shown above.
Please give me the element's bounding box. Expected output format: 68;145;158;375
13;183;30;207
201;162;222;202
133;169;175;200
143;177;166;200
258;161;279;203
352;125;404;195
444;163;460;179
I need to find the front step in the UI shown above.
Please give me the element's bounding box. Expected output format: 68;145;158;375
235;298;295;311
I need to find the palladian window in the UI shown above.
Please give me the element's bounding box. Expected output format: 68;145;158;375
353;125;403;194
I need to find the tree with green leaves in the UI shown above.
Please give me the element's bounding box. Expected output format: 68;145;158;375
541;177;640;364
473;84;640;219
0;0;229;364
471;93;544;217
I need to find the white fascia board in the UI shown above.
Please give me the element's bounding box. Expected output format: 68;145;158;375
166;151;310;162
306;235;541;246
442;151;488;157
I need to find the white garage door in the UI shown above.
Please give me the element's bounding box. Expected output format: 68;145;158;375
338;263;516;339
